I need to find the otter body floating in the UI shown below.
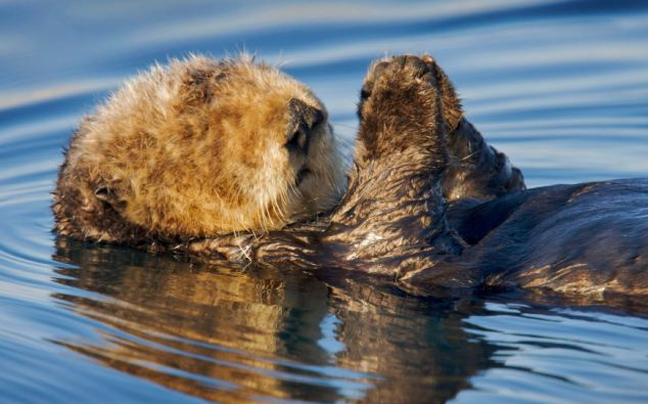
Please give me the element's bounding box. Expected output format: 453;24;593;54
54;54;648;300
249;55;648;298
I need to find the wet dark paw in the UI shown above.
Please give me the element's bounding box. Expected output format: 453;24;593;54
356;56;445;137
359;55;439;111
354;54;449;170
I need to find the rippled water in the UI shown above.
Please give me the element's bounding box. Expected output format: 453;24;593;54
1;1;647;403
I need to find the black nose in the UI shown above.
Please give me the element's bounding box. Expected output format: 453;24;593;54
288;98;324;130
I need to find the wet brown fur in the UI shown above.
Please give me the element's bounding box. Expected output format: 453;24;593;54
253;55;647;298
256;56;523;276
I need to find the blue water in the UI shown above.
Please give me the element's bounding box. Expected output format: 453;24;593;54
1;1;648;403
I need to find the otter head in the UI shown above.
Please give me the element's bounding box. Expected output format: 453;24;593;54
53;55;346;244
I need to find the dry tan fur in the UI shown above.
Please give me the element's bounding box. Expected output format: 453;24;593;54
53;54;346;244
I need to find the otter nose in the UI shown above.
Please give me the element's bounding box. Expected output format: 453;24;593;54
306;107;324;129
287;98;325;154
288;98;324;130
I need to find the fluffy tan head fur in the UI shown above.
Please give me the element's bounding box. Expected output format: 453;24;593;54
53;54;346;244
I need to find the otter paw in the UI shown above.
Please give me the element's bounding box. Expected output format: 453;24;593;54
360;55;438;107
358;55;442;125
356;55;447;162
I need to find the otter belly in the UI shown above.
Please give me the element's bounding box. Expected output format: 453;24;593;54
451;178;648;296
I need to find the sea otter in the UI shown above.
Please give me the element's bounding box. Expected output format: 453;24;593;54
53;54;346;248
54;54;648;299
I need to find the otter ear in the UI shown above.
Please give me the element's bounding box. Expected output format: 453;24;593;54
94;186;126;211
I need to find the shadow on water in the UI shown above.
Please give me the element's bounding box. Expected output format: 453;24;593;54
52;238;498;403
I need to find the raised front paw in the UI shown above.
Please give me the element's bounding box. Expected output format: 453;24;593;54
360;55;437;106
356;55;448;165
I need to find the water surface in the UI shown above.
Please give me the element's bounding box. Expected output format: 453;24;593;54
1;1;648;403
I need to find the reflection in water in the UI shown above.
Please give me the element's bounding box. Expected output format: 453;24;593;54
53;238;495;403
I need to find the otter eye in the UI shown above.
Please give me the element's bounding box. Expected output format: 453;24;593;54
94;186;126;211
286;129;308;152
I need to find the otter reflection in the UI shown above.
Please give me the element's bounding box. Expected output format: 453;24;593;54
53;238;496;404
